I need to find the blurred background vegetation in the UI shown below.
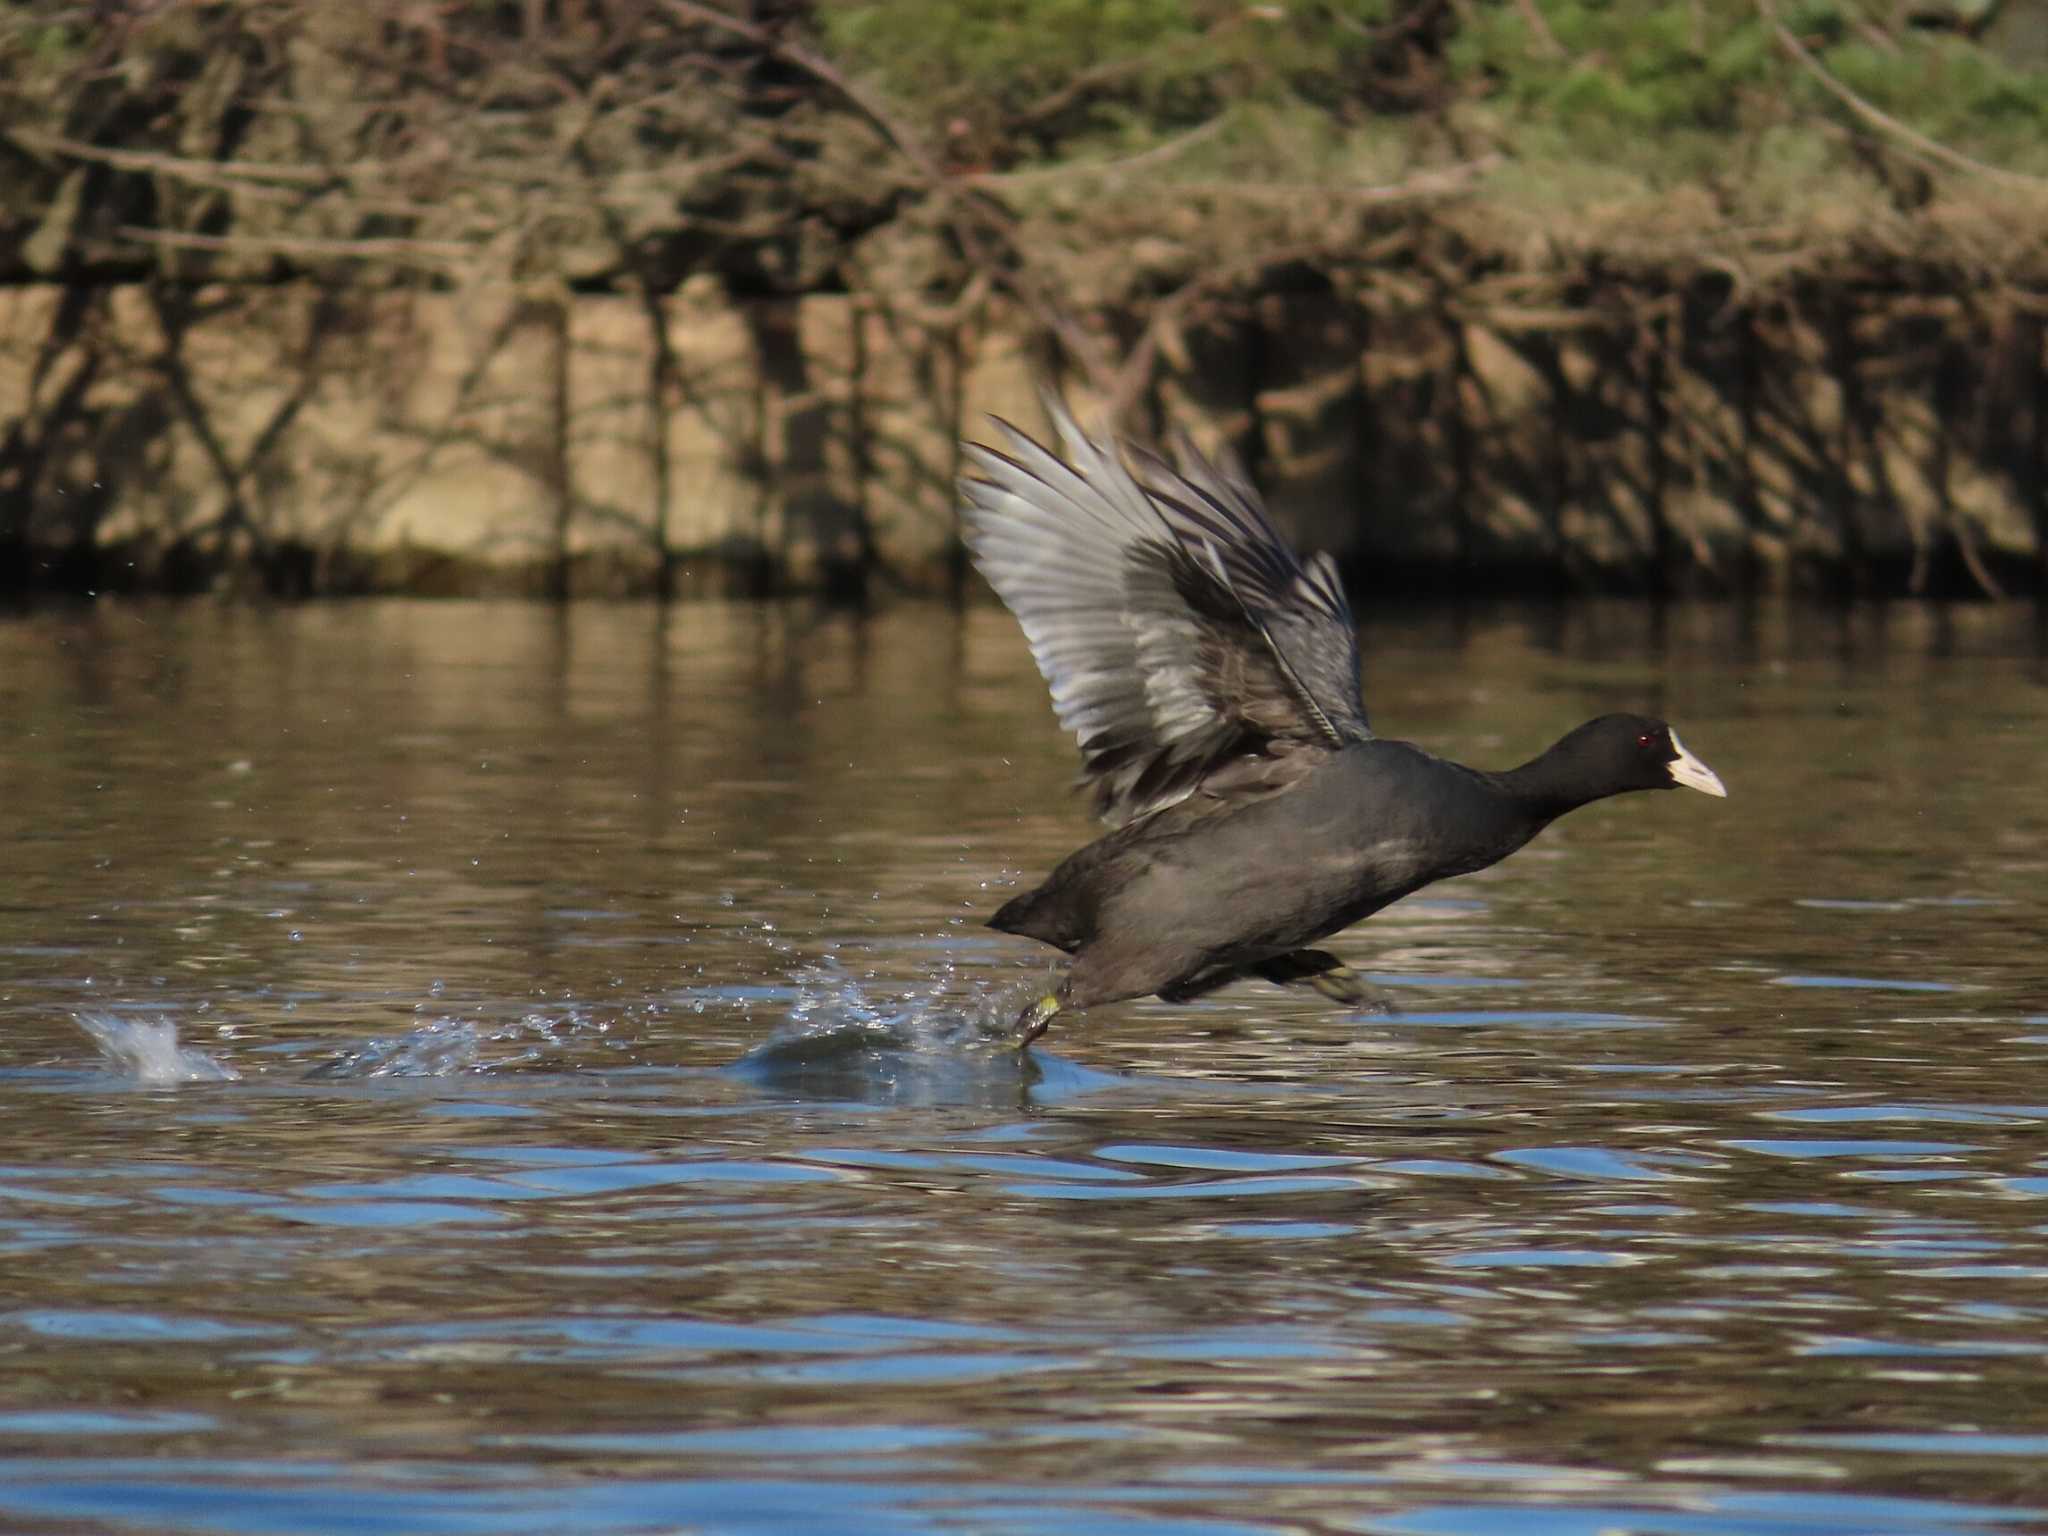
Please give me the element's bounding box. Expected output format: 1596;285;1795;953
4;1;2048;599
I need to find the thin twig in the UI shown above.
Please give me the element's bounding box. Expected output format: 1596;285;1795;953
963;117;1228;188
9;128;335;186
1005;25;1224;132
114;226;473;266
1512;0;1566;59
1357;152;1502;202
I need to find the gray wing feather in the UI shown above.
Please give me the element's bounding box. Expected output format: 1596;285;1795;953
1138;436;1366;748
961;395;1371;826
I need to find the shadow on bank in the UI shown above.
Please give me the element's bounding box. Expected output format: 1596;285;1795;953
6;275;2047;603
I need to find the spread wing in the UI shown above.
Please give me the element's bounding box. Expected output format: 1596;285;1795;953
960;395;1371;827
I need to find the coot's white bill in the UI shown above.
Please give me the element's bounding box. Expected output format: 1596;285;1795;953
1667;731;1727;798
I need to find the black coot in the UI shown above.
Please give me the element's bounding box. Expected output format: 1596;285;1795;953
963;398;1726;1044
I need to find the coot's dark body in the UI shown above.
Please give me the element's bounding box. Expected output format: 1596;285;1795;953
962;398;1726;1041
996;742;1508;987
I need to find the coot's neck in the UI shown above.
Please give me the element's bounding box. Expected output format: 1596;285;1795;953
1493;745;1620;826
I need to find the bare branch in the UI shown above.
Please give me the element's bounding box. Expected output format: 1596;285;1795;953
10;128;335;187
652;0;947;186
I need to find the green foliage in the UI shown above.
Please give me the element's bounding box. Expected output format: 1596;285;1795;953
9;0;2048;299
1438;0;2048;192
1449;3;1767;136
817;0;1398;152
818;0;2048;196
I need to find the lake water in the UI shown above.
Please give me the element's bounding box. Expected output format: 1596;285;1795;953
3;596;2047;1536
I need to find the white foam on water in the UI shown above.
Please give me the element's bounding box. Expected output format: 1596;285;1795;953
75;1013;241;1084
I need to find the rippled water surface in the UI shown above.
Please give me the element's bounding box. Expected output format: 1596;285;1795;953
4;597;2047;1535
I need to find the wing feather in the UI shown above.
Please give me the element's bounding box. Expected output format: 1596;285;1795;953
961;395;1372;826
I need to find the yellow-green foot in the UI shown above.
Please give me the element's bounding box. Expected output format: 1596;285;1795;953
1307;965;1362;1005
1309;965;1391;1013
1016;993;1061;1049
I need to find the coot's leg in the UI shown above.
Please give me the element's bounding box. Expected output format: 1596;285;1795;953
1253;950;1396;1015
1015;991;1062;1048
1158;964;1249;1004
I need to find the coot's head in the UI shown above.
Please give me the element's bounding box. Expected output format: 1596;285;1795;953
1551;714;1727;800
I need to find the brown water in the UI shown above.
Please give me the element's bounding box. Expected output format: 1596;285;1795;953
2;597;2046;1536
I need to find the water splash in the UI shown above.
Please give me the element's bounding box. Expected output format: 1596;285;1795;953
783;947;1032;1052
75;1013;241;1084
725;946;1054;1103
307;1009;611;1080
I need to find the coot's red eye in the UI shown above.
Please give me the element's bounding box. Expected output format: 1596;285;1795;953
1636;732;1654;748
